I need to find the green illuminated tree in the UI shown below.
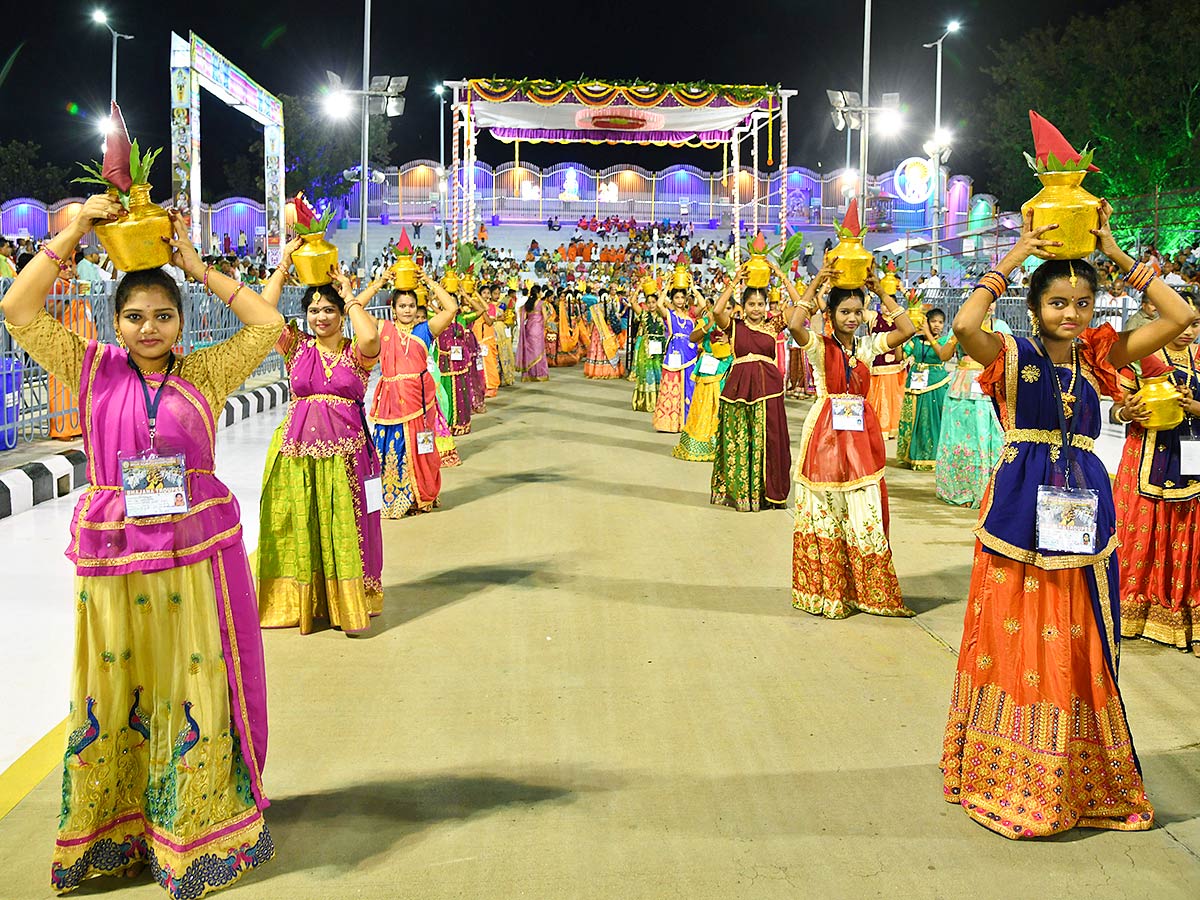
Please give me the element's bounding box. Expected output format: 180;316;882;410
976;0;1200;251
0;140;70;201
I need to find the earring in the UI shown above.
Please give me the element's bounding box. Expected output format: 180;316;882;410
1027;309;1040;336
114;323;126;349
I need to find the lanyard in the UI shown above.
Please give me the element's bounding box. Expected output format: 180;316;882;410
834;336;855;393
128;352;175;450
1035;336;1081;484
1161;347;1198;387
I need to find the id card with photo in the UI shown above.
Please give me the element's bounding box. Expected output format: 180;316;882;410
698;354;720;376
910;369;930;390
1181;440;1200;476
831;397;865;432
364;477;383;514
416;430;436;455
1036;486;1099;553
647;339;663;356
120;452;189;517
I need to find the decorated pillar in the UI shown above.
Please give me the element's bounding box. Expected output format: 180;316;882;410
169;34;201;245
779;93;789;235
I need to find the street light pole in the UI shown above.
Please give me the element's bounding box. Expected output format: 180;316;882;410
924;21;959;277
858;0;871;210
92;12;133;105
358;0;371;273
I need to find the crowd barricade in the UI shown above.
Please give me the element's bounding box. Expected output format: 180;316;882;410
0;277;310;450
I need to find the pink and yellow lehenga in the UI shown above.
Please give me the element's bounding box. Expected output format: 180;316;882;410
6;310;280;899
257;324;384;633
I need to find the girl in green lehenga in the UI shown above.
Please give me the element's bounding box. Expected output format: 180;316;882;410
630;287;664;412
896;308;955;471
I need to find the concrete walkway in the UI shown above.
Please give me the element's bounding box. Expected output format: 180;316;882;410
1;368;1198;898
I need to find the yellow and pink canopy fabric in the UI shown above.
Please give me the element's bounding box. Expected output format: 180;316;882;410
463;78;782;148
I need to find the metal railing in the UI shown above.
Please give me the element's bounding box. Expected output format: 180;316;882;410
0;278;316;448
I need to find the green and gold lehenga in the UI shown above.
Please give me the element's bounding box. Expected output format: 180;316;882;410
631;309;664;412
896;336;951;471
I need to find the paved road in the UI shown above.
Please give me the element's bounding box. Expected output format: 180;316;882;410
1;368;1198;898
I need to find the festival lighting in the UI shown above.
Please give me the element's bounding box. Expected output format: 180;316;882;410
876;107;904;138
322;90;354;120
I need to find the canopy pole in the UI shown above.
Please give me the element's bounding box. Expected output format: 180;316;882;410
752;115;760;235
450;99;460;263
779;93;789;236
732;127;741;262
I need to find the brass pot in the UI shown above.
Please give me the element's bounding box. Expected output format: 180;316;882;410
880;272;901;296
671;265;692;290
95;184;172;273
1020;171;1101;260
1135;374;1185;431
907;301;926;330
460;274;477;295
442;271;460;294
292;232;339;286
745;254;771;289
392;255;420;291
640;275;659;296
826;235;873;289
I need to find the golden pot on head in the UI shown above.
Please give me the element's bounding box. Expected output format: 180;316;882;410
415;284;428;308
460;274;477;295
826;235;873;290
640;275;659;296
442;270;460;294
292;232;339;286
1020;171;1101;260
880;271;901;297
768;286;781;307
95;184;172;273
1135;374;1185;431
671;264;692;291
392;255;420;291
745;254;771;289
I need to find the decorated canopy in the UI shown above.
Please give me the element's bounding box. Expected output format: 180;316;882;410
462;78;782;148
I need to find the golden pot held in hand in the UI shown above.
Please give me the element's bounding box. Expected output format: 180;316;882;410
1134;374;1185;431
292;232;339;286
1020;171;1101;260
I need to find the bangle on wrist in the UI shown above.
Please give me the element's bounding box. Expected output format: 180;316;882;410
222;285;243;308
1125;262;1155;292
974;269;1009;301
41;248;71;273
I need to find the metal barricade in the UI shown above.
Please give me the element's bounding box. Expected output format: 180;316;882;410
0;277;313;448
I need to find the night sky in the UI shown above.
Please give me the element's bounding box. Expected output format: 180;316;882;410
1;0;1126;196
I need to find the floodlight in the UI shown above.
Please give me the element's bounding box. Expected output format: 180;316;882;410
323;90;353;119
947;20;961;32
91;10;107;24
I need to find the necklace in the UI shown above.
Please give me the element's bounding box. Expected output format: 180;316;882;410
316;340;343;379
1060;341;1079;419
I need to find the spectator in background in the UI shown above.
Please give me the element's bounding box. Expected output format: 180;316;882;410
1124;291;1160;331
0;239;16;278
1163;261;1187;287
924;266;942;290
74;249;111;289
413;221;422;239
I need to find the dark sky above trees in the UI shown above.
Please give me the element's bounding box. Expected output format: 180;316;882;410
0;0;1127;199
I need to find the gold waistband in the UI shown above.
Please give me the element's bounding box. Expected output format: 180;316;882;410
296;393;356;404
381;372;424;381
733;353;777;366
1004;428;1095;452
